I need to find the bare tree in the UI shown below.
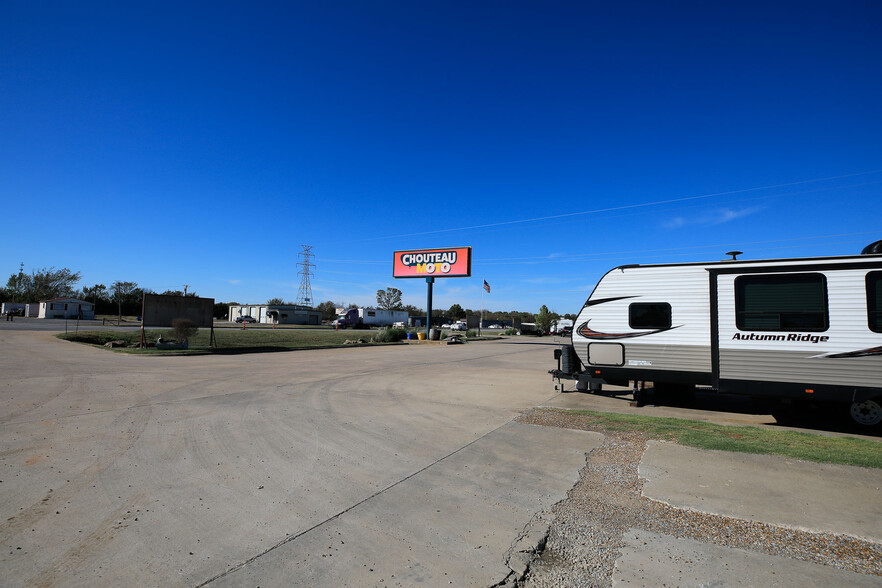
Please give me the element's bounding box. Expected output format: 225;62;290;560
376;287;403;310
111;281;138;325
83;284;108;307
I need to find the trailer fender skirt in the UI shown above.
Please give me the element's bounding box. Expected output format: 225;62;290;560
853;389;880;403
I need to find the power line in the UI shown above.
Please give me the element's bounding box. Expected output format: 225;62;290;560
335;169;882;243
319;230;879;266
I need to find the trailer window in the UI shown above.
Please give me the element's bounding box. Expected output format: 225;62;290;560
629;303;672;329
868;272;882;333
735;273;828;332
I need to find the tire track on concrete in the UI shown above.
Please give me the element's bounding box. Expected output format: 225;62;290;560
25;493;148;588
1;405;153;541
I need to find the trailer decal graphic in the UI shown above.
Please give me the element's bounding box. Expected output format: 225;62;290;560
584;296;637;307
811;346;882;359
576;320;680;340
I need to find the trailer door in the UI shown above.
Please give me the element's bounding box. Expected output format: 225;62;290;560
713;269;832;389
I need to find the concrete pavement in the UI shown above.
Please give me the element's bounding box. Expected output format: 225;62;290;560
0;330;592;587
614;529;880;587
2;327;880;586
609;440;882;586
638;441;882;542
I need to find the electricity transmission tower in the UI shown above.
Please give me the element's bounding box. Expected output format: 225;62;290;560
295;245;315;307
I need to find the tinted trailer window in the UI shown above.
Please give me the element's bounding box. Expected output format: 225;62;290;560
868;271;882;333
735;273;828;332
629;303;672;329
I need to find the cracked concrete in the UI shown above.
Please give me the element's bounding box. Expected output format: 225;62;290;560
518;408;882;587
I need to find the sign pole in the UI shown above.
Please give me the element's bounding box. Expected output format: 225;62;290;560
425;276;434;339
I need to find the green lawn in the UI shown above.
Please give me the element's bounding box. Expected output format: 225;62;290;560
523;408;882;469
57;328;397;353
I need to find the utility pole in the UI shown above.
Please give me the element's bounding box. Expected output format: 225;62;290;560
296;245;315;307
13;262;24;303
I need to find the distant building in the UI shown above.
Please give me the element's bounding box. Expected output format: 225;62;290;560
1;302;26;316
228;304;321;325
38;298;95;319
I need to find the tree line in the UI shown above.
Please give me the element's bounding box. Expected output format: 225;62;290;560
1;266;200;319
2;268;578;326
303;288;578;325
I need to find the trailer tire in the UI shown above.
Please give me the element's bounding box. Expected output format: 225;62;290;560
848;398;882;429
560;345;580;375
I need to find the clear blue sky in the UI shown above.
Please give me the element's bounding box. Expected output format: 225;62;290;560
2;1;880;315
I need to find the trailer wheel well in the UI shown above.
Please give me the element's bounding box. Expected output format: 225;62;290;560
848;397;882;428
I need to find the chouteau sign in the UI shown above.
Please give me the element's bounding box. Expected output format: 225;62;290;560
393;246;472;278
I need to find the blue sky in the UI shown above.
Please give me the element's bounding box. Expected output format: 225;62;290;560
2;1;880;315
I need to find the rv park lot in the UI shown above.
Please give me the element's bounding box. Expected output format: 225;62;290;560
1;322;880;587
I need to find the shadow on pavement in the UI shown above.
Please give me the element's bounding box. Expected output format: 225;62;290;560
566;386;881;438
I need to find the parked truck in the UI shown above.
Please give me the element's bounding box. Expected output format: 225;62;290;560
552;319;574;335
551;241;882;430
333;308;409;329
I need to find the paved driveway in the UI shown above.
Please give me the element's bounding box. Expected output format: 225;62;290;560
0;330;597;587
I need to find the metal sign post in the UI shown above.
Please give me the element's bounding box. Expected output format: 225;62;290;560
425;276;434;338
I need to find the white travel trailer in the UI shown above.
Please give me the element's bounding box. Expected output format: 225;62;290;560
555;242;882;429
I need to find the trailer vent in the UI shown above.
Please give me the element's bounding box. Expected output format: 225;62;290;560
861;240;882;255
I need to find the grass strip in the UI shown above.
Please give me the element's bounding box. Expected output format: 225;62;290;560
524;407;881;469
57;329;397;353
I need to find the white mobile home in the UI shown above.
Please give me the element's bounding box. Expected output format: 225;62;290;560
228;304;321;325
38;298;95;320
557;243;882;429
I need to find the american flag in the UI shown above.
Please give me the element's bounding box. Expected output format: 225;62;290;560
483;280;491;293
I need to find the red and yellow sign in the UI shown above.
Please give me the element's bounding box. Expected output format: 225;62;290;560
393;246;472;278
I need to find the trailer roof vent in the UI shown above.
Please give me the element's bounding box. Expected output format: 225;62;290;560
861;240;882;255
725;250;742;260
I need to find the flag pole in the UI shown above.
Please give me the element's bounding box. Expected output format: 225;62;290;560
480;279;484;337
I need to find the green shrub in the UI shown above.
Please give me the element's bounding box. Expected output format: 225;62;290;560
170;318;199;343
466;329;477;338
504;328;518;335
374;327;408;343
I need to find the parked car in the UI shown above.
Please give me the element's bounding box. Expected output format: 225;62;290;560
451;323;467;331
235;315;257;323
558;326;573;337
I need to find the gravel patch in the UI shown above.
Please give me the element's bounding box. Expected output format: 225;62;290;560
514;408;882;587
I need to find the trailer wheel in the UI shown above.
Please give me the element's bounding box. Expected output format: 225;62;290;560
849;398;882;428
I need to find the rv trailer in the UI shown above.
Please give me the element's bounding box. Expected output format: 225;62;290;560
552;241;882;430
